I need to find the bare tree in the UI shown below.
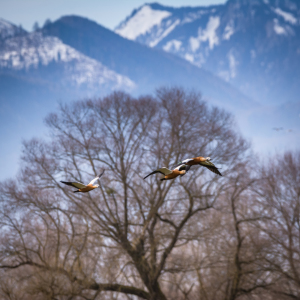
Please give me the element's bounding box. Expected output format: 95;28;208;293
255;151;300;299
0;88;251;299
161;159;274;300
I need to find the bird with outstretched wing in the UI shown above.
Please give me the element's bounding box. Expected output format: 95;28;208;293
61;170;105;193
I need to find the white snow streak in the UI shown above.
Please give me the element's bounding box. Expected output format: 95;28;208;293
203;16;220;49
0;33;135;89
149;19;180;47
273;19;287;35
218;52;238;81
228;52;237;78
189;36;200;52
189;16;220;52
182;10;208;24
0;18;19;39
0;18;14;30
274;8;297;25
223;22;234;40
163;39;182;52
185;53;194;63
116;5;171;40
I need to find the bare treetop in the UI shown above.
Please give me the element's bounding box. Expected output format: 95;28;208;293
0;87;255;300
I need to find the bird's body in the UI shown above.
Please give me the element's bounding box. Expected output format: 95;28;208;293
144;164;190;181
183;156;208;165
61;170;105;193
176;156;222;176
74;184;98;193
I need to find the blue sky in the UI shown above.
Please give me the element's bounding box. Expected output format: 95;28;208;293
0;0;226;30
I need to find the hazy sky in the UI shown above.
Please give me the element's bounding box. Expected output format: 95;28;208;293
0;0;226;31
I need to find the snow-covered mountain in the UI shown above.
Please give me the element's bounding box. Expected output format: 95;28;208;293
0;11;298;182
41;15;251;111
0;30;135;93
115;0;300;156
116;0;300;105
0;15;254;181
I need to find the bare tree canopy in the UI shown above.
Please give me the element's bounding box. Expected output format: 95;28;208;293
0;87;299;300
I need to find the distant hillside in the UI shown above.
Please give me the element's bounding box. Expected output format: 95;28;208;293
0;28;135;97
116;0;300;105
0;15;255;181
42;15;252;111
0;6;299;182
0;18;26;40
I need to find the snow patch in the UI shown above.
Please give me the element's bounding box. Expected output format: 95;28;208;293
0;33;135;89
0;18;23;39
163;39;182;52
218;52;238;81
185;53;194;63
223;22;234;40
273;19;287;35
189;36;200;52
274;8;297;25
182;10;208;24
228;52;237;78
189;16;220;52
115;5;171;40
0;18;14;30
149;19;180;47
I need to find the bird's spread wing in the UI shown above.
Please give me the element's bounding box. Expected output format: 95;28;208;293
88;170;105;185
144;167;172;179
156;167;173;175
177;164;191;176
199;161;222;176
183;165;191;172
60;181;86;189
175;158;193;167
174;164;189;171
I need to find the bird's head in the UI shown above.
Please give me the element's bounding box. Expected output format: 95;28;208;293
94;184;100;188
206;157;211;161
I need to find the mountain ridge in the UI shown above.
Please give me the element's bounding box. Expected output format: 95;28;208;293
0;14;256;181
115;0;300;105
0;18;27;40
41;15;253;111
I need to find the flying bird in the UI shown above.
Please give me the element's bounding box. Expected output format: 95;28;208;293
176;156;222;176
61;170;105;193
144;164;191;181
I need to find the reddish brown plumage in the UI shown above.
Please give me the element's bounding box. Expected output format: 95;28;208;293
144;165;189;181
61;170;105;193
164;170;186;180
186;156;207;165
77;184;98;193
178;156;222;176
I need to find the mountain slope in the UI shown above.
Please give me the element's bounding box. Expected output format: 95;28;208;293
0;31;135;95
0;19;135;181
115;0;300;105
42;15;253;111
0;18;26;40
